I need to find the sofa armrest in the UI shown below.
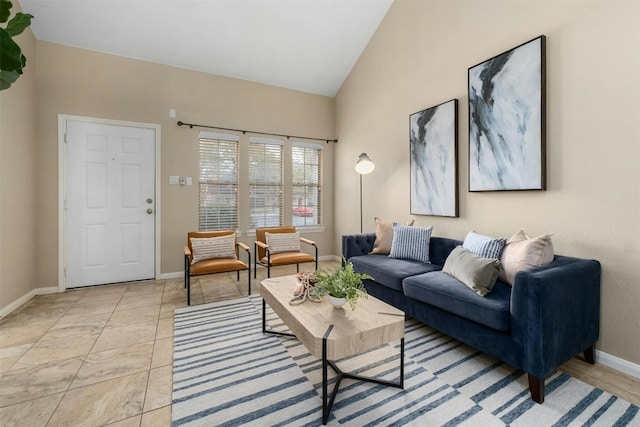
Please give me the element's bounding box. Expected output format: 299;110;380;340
342;233;376;260
511;256;601;377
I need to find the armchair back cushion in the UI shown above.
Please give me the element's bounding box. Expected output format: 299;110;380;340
187;230;238;264
255;226;297;260
265;232;301;254
190;234;237;264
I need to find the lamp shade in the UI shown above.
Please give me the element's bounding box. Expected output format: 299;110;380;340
355;153;375;175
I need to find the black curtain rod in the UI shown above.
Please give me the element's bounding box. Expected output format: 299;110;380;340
177;121;338;143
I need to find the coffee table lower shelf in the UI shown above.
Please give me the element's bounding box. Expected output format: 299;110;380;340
262;299;405;425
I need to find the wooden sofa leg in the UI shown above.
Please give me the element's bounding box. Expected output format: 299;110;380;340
584;345;596;364
528;374;544;404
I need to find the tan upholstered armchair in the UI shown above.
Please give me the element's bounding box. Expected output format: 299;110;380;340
184;230;251;305
254;226;318;278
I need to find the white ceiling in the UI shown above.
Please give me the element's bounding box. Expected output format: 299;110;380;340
18;0;393;97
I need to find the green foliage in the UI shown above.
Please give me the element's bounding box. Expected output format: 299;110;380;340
0;0;33;90
313;259;373;310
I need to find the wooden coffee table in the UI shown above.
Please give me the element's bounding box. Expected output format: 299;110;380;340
260;275;405;425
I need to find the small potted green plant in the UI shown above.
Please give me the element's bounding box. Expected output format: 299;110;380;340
313;260;372;310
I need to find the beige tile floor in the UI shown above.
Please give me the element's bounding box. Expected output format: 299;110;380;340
1;260;639;426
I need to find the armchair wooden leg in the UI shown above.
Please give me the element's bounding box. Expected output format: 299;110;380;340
528;374;544;404
584;345;596;364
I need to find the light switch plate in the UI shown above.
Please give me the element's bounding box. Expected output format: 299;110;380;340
169;175;179;185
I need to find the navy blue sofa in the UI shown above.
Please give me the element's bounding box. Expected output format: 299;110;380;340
342;233;601;403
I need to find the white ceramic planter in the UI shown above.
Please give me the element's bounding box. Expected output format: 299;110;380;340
327;295;346;309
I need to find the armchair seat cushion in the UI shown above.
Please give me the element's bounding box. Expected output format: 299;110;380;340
262;252;314;266
190;258;248;276
403;271;512;332
349;254;440;291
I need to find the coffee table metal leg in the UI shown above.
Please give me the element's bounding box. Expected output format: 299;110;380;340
322;330;328;424
262;298;266;334
262;299;296;338
321;327;404;425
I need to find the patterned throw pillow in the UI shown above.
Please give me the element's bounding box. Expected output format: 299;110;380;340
190;234;237;264
266;232;301;254
462;231;506;259
389;224;433;264
498;229;554;285
443;246;501;296
370;217;415;255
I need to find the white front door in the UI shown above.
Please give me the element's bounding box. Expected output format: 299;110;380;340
64;119;156;288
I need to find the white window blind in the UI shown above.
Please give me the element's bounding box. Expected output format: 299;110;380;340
249;137;283;228
198;136;239;231
292;142;322;227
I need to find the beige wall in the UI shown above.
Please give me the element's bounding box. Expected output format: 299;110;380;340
0;7;37;309
32;42;335;287
335;0;640;364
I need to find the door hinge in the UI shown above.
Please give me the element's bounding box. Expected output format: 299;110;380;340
64;133;67;143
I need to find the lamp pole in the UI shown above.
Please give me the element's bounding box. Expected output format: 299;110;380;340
355;153;375;233
360;173;364;233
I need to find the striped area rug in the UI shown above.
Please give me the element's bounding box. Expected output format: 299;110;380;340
173;297;639;426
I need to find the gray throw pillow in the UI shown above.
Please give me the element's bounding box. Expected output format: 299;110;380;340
443;246;501;296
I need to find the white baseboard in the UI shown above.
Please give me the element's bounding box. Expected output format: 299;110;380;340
597;349;640;379
0;286;59;319
158;271;183;280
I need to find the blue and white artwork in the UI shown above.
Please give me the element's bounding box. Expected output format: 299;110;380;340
410;99;458;217
468;36;546;191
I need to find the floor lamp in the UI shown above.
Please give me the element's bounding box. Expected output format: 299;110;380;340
355;153;375;233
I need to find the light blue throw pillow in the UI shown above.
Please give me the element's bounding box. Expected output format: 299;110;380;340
463;230;506;259
390;224;433;263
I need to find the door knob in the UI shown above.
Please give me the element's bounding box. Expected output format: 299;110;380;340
147;208;153;214
146;198;153;204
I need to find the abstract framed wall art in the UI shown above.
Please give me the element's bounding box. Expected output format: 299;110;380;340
410;99;458;217
468;35;546;191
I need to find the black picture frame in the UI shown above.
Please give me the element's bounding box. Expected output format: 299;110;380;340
410;99;459;217
468;35;546;191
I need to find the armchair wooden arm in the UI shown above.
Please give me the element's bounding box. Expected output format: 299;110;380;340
300;237;316;246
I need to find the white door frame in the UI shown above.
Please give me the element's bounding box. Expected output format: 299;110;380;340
58;114;162;292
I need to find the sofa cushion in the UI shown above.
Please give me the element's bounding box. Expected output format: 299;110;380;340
390;224;433;263
349;254;440;291
463;230;506;259
403;271;512;332
442;246;501;296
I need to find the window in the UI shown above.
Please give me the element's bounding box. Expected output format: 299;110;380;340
292;143;322;227
198;134;239;230
249;137;283;228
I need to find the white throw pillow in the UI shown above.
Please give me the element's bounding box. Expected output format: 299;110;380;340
499;229;554;285
190;234;237;264
266;232;301;254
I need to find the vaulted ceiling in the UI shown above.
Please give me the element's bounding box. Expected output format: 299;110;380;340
18;0;393;96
